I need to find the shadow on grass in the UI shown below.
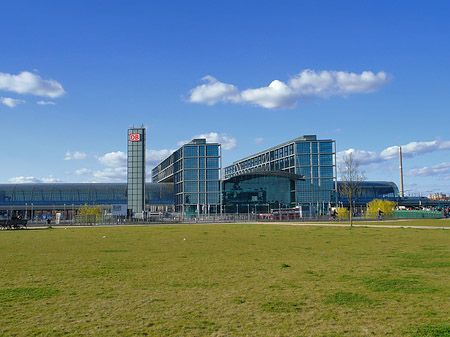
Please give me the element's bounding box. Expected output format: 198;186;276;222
406;324;450;336
362;276;437;293
0;287;59;305
324;291;376;306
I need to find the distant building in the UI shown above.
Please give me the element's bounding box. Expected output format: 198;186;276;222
335;181;400;207
0;183;174;218
152;139;221;215
428;193;449;201
224;135;336;213
127;127;146;217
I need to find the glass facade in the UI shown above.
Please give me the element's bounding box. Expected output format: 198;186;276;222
335;181;400;207
0;183;174;207
223;172;299;213
295;138;336;208
223;135;337;212
127;127;146;215
151;139;221;215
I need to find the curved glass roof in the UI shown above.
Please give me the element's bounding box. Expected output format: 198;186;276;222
336;181;400;204
0;183;174;206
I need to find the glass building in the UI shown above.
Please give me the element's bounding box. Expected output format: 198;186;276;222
152;139;221;215
335;181;400;207
127;127;146;216
0;183;174;216
224;135;337;213
223;172;303;213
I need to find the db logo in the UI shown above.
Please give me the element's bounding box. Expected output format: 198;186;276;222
129;133;141;142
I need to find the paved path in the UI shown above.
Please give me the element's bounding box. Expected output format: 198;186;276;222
273;222;450;230
22;221;450;230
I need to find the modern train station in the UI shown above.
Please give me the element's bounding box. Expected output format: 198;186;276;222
1;128;447;220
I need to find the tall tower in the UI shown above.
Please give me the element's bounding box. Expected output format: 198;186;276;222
127;126;146;217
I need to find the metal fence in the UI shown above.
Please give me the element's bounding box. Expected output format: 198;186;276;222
28;209;446;226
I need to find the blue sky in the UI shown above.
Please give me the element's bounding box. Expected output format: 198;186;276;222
1;1;450;196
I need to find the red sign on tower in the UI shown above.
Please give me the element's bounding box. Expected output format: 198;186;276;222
129;133;141;142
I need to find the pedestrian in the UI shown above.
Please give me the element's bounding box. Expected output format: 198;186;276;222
378;208;383;220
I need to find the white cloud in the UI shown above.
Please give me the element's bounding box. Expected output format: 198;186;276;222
98;151;127;167
1;97;25;108
337;148;381;165
339;139;450;166
241;80;297;109
8;175;61;183
37;100;56;105
64;151;87;161
254;137;264;144
407;163;450;178
92;167;127;182
75;168;92;175
187;70;390;109
146;149;174;165
177;132;237;150
0;71;65;98
188;75;240;105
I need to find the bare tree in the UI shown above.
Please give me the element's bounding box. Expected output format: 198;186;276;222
338;153;365;226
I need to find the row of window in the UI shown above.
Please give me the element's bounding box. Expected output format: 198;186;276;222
184;169;219;181
297;141;333;154
227;141;334;175
297;179;335;190
184;157;219;169
296;154;333;166
184;193;220;204
296;166;334;178
183;145;219;157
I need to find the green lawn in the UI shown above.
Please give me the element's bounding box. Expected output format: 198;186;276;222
1;223;449;336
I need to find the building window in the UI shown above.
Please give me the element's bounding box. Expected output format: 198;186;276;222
184;146;198;157
297;142;310;154
206;145;219;156
207;157;219;168
319;142;333;153
184;158;198;169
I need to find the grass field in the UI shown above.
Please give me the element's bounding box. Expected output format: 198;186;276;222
1;222;449;336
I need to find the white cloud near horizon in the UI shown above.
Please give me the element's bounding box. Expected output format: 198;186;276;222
92;167;127;182
407;163;450;179
147;149;175;165
37;100;56;105
8;175;61;183
0;71;65;98
98;151;127;167
254;137;264;144
177;132;237;150
97;149;177;169
75;168;92;175
1;97;25;108
338;139;450;166
188;70;390;109
64;151;87;161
